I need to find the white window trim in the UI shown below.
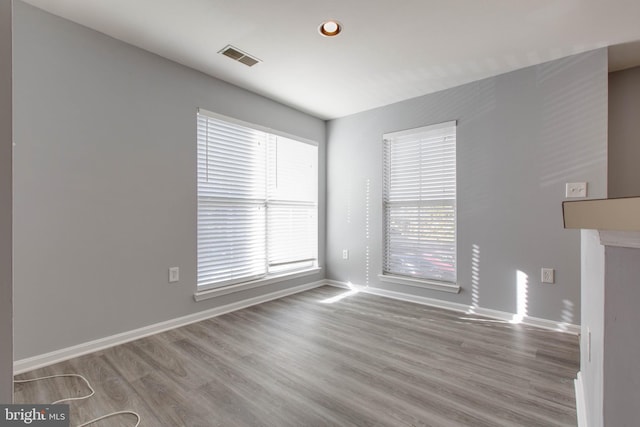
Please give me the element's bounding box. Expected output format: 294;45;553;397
197;108;319;148
382;120;458;289
196;108;319;293
195;267;322;302
377;273;460;294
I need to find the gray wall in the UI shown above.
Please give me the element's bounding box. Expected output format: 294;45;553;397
326;50;608;322
0;0;13;403
12;1;326;359
609;66;640;198
603;245;640;427
604;65;640;427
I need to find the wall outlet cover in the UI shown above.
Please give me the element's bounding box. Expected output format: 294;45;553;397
541;268;555;284
565;182;587;198
169;267;180;283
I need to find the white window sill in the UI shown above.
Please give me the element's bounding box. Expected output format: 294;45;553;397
194;267;322;302
377;274;460;294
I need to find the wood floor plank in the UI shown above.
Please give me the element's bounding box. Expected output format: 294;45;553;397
14;286;579;426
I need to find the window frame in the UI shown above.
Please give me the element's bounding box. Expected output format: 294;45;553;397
196;108;320;296
379;121;460;294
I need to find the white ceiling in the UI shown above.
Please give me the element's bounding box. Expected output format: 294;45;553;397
21;0;640;120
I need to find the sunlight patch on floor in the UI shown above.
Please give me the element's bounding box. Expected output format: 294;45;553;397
319;283;361;304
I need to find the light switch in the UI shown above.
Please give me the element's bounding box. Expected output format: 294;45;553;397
565;182;587;198
169;267;180;283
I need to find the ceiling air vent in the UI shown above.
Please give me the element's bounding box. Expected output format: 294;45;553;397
219;45;261;67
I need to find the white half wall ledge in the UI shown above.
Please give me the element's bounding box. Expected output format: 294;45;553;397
326;280;580;335
14;280;325;374
598;230;640;249
194;267;322;302
377;273;460;294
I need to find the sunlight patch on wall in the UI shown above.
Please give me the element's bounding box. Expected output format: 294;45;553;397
365;179;371;285
467;244;481;314
557;298;575;331
511;270;529;324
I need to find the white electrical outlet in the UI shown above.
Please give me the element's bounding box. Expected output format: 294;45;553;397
169;267;180;283
342;249;349;260
541;268;555;284
565;182;587;198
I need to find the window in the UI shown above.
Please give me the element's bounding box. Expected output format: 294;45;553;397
197;109;318;290
382;121;457;285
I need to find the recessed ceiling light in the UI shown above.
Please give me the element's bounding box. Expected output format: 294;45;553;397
319;20;342;37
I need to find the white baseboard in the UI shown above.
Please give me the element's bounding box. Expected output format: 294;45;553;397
326;280;580;335
575;372;587;427
14;280;325;374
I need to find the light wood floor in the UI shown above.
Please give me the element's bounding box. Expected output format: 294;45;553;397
14;286;579;427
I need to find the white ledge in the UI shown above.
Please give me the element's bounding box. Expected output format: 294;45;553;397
598;230;640;249
377;274;460;294
194;267;322;302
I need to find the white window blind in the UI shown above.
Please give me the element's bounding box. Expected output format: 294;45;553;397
267;137;318;271
382;121;457;284
197;110;318;289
